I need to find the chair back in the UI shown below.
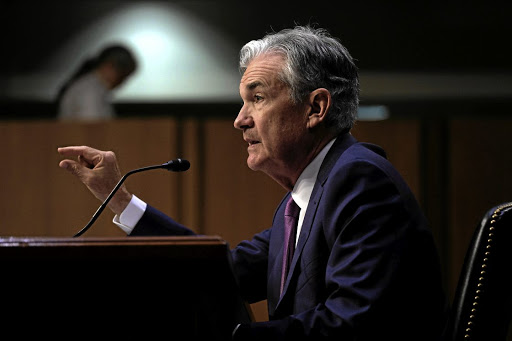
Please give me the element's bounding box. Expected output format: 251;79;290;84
446;202;512;341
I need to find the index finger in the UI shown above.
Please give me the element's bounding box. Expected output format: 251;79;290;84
57;145;98;157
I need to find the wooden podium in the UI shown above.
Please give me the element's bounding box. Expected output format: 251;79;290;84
0;235;253;339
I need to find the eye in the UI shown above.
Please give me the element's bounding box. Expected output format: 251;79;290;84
254;94;263;102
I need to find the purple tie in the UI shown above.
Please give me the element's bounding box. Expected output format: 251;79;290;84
280;196;300;295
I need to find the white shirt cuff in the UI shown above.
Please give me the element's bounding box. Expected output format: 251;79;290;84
112;194;147;234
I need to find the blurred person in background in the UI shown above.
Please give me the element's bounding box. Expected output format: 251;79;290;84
56;44;137;121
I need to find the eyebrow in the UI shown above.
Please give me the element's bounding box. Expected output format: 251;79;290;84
246;81;264;90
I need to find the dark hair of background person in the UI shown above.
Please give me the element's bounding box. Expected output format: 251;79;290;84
55;44;138;105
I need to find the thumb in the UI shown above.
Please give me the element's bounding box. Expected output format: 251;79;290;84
59;160;83;175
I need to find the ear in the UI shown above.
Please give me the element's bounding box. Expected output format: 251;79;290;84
306;88;331;129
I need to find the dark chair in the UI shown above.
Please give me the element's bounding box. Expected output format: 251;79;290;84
444;202;512;341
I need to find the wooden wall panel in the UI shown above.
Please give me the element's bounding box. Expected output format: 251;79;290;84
449;118;512;294
0;118;179;237
351;119;421;200
1;120;59;236
180;118;202;233
201;118;287;247
0;117;422;240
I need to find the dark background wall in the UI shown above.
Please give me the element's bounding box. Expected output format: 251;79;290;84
3;1;512;73
1;0;512;118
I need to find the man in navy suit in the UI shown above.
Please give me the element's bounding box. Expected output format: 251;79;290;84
58;25;450;340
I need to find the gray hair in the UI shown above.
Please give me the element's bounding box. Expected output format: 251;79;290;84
239;25;359;133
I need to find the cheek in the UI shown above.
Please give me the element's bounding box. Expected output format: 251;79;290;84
259;118;282;149
264;127;296;159
257;102;303;152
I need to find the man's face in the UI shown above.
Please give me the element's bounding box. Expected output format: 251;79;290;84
234;53;309;185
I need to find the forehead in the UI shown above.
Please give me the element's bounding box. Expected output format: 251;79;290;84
240;53;286;90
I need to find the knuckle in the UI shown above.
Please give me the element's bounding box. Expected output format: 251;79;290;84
104;151;117;161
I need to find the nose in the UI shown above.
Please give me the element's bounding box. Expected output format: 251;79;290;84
234;104;253;130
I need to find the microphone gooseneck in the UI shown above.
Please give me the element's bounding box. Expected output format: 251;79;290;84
73;158;190;237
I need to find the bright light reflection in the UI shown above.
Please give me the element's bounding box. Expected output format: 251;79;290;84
131;31;169;57
7;2;241;102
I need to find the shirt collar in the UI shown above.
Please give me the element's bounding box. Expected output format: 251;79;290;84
291;138;336;211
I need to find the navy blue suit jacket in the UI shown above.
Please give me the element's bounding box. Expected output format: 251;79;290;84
130;133;450;340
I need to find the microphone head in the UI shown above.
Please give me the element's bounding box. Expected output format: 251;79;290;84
162;158;190;172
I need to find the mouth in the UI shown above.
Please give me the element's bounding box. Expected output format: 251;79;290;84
244;137;260;146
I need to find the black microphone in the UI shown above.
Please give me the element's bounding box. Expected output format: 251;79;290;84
73;158;190;237
161;158;190;172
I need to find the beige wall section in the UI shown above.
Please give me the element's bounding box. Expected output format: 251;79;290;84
0;117;421;240
0;118;179;237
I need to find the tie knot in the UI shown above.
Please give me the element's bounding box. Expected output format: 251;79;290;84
285;196;300;219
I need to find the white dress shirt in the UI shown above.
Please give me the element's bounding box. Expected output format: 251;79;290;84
289;138;335;245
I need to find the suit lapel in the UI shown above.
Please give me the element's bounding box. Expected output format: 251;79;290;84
276;133;358;308
267;195;290;315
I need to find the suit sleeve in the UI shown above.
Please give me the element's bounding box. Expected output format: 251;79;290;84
231;228;272;303
130;205;196;236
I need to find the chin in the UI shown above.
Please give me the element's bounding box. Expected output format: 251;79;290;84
246;161;259;171
246;156;263;172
